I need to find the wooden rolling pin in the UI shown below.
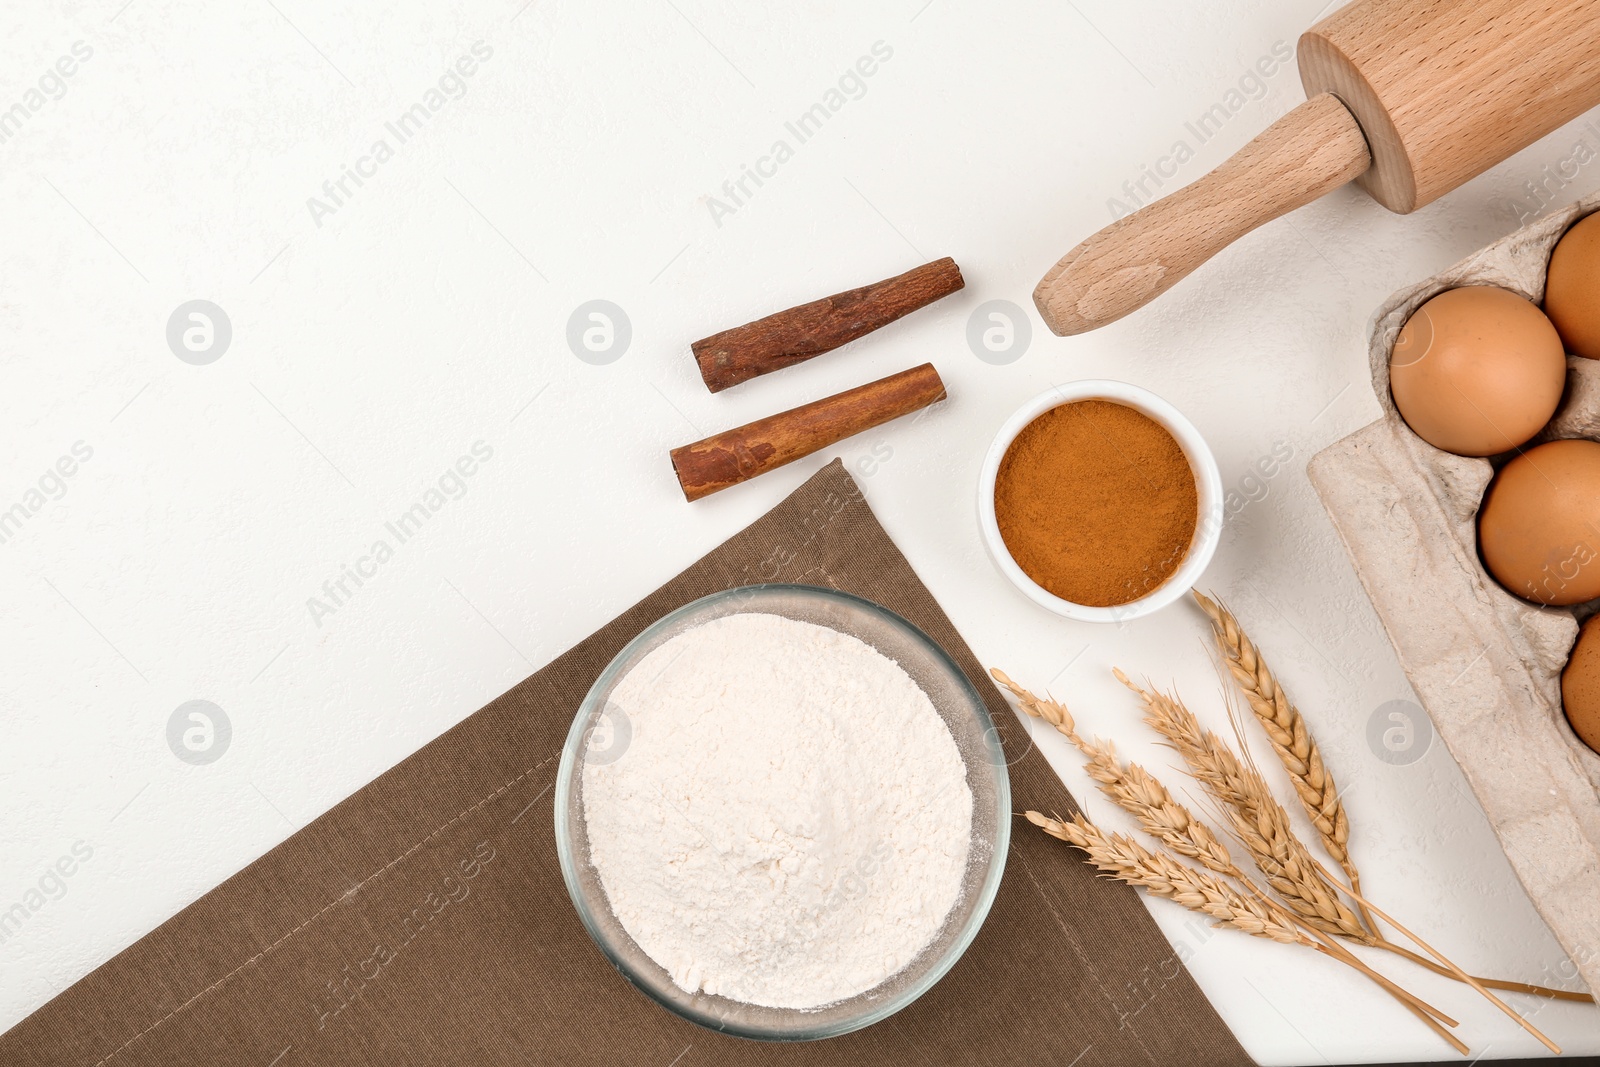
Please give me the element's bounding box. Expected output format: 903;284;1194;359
671;364;945;500
1034;0;1600;336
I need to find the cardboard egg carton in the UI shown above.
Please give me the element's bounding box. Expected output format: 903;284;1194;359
1310;191;1600;994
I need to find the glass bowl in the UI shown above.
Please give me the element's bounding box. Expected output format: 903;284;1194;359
553;583;1010;1041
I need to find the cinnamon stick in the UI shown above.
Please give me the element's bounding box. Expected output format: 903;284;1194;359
671;364;947;501
691;258;964;392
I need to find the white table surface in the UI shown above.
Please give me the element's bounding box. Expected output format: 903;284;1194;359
4;1;1599;1062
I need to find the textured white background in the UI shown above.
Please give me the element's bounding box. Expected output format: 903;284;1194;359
3;1;1598;1062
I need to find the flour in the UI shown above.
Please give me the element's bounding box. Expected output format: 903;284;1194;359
581;612;973;1010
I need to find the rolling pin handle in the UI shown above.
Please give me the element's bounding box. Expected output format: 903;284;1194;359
1033;93;1372;336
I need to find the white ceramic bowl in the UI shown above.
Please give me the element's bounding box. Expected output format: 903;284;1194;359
977;380;1223;623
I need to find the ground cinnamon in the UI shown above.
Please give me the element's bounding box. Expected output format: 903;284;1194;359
994;400;1197;607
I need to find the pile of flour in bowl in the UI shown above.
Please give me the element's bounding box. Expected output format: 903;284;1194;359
582;611;973;1010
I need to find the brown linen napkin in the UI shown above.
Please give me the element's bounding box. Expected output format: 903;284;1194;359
1;461;1251;1067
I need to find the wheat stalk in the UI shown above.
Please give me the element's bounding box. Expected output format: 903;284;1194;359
1189;594;1593;1008
995;661;1587;1040
1337;874;1562;1054
1115;670;1371;942
995;672;1474;1048
1192;591;1369;924
993;669;1235;875
1028;811;1309;945
1028;811;1466;1051
997;665;1370;942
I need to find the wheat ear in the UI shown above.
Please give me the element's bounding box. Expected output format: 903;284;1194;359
1192;591;1370;925
1116;671;1371;943
1029;811;1307;945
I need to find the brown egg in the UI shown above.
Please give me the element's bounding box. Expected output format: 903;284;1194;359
1546;212;1600;360
1479;439;1600;605
1563;615;1600;753
1389;286;1566;456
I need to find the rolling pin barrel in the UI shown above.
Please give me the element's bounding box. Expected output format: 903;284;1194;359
1300;0;1600;214
1035;0;1600;337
